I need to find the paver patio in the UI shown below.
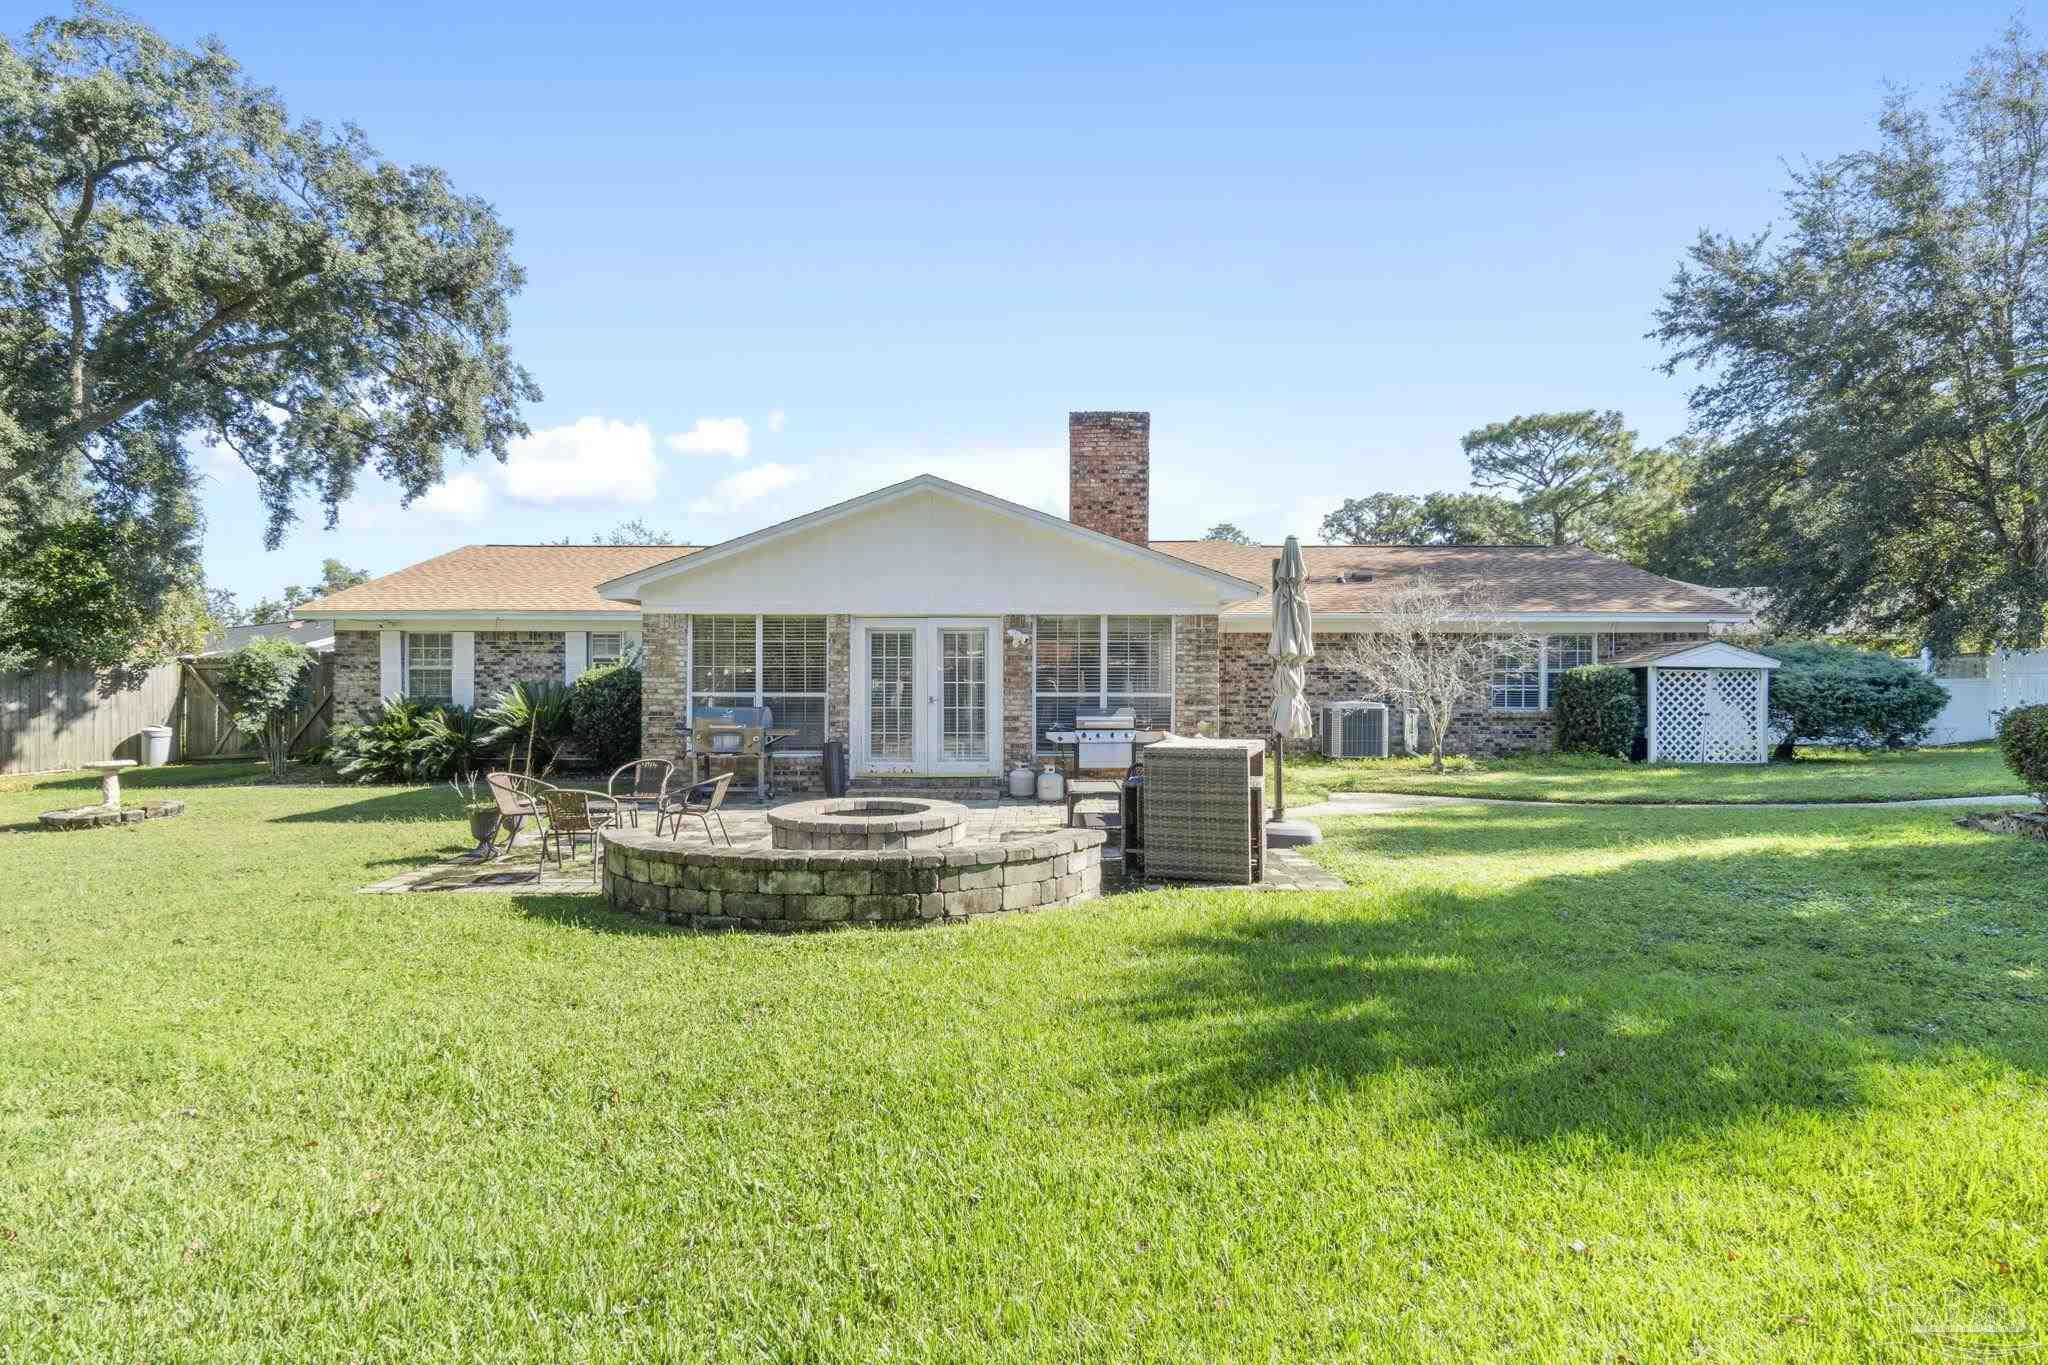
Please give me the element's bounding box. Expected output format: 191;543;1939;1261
360;798;1343;895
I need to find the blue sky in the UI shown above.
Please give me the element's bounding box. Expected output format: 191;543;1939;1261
96;0;2019;602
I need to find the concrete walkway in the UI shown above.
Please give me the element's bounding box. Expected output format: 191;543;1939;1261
1290;791;2039;819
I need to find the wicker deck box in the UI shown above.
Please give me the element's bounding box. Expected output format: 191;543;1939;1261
1138;737;1264;884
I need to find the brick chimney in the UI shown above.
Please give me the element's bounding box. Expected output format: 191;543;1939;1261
1068;411;1150;546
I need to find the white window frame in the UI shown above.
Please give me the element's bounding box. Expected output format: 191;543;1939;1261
403;632;454;704
588;631;638;668
1033;615;1174;753
686;614;829;753
1543;633;1599;709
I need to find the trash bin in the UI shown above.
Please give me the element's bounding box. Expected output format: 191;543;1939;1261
141;726;173;767
822;739;849;797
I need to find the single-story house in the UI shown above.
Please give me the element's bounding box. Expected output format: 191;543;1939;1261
295;411;1750;785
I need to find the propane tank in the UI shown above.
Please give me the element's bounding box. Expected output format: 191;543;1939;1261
1008;763;1037;799
1035;764;1066;802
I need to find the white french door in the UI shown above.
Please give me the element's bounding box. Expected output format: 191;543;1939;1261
852;618;1002;776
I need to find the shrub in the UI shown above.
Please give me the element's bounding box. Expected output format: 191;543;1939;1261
411;704;498;780
329;696;433;783
1997;704;2048;806
1553;665;1640;759
568;663;642;770
216;638;316;777
482;680;575;776
1760;642;1948;759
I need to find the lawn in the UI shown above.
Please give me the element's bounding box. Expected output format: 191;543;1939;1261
2;763;2044;1360
1279;742;2028;807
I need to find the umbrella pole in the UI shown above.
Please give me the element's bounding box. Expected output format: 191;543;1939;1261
1271;732;1285;821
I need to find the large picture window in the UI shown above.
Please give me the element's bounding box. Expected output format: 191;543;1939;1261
1034;615;1172;752
689;615;829;749
404;632;453;704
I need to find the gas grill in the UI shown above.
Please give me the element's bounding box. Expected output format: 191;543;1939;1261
679;705;799;803
1044;709;1142;770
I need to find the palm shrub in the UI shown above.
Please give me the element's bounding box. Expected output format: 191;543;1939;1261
411;704;499;780
329;696;434;783
1996;704;2048;808
1552;665;1639;759
482;680;574;777
216;638;317;778
568;663;642;770
1760;642;1948;759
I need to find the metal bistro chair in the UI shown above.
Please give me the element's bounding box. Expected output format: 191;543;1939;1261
536;786;624;878
655;770;735;846
483;771;552;859
606;758;676;828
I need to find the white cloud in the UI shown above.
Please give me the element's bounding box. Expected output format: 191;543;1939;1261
500;417;661;505
666;417;753;459
416;471;491;524
766;409;787;434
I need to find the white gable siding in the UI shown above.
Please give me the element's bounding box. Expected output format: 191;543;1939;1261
632;488;1247;615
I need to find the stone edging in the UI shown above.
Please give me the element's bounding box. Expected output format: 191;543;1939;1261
39;800;186;831
601;825;1106;931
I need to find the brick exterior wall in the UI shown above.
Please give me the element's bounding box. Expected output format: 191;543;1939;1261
1067;411;1150;546
474;630;566;706
1218;627;1709;759
1002;614;1036;771
1172;615;1220;737
334;630;382;723
640;614;687;763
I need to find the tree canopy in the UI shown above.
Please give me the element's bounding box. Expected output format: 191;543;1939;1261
1655;27;2048;651
1320;490;1540;546
216;557;370;626
1201;522;1253;544
1461;410;1639;547
0;3;538;656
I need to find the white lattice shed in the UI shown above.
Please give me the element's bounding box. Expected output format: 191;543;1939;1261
1610;640;1782;764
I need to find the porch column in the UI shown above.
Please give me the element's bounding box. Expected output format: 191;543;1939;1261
640;613;688;762
1172;615;1220;737
1002;615;1035;769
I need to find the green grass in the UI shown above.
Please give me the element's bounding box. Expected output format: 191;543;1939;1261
2;763;2045;1360
1279;742;2029;807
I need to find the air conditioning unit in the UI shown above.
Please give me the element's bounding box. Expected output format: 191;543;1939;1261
1321;701;1389;758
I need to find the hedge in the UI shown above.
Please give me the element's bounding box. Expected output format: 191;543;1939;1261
1997;704;2048;802
1760;642;1948;758
1553;665;1640;759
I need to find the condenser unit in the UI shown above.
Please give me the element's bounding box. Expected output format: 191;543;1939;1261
1320;701;1389;759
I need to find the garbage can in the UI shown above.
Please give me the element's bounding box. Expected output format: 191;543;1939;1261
822;739;849;797
141;726;173;767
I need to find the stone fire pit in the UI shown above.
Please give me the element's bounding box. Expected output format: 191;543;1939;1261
768;798;966;851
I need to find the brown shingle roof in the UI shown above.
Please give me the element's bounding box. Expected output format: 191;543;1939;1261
296;544;701;616
1147;541;1744;617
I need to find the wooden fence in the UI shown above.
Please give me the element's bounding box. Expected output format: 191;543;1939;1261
0;656;336;777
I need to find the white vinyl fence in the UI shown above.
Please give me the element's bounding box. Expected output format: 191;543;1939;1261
1923;650;2048;743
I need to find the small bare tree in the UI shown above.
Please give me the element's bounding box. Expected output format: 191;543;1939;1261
1326;576;1542;772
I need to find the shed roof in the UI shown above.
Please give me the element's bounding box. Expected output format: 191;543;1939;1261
1606;639;1782;669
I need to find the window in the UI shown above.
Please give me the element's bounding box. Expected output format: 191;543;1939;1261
689;615;829;749
1544;633;1597;708
1034;616;1173;752
589;631;639;668
404;632;453;704
1490;642;1542;712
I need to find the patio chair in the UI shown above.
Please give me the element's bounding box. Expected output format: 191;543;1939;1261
483;771;552;858
654;770;734;845
606;759;675;828
535;786;624;878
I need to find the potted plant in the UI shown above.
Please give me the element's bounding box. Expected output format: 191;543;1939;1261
451;776;499;851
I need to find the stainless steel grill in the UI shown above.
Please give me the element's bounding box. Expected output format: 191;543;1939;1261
679;705;798;802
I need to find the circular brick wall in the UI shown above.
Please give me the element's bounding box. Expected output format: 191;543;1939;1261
601;825;1105;930
767;797;964;851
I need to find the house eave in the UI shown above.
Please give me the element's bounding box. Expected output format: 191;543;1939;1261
1218;611;1749;633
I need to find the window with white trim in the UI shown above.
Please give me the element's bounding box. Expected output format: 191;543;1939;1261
1544;633;1598;708
1034;615;1172;752
1489;641;1542;712
689;615;828;749
589;631;639;668
404;632;454;704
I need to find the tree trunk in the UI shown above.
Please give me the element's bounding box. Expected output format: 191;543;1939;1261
1431;739;1447;773
1773;734;1797;762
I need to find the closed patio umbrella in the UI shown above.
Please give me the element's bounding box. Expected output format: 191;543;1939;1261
1268;535;1315;833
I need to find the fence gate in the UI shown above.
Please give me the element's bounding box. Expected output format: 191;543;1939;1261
178;657;335;762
